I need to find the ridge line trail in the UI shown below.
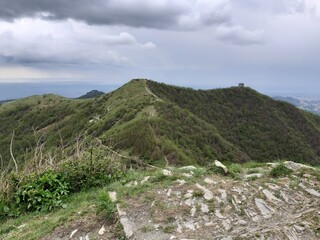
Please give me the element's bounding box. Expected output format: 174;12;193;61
145;86;162;101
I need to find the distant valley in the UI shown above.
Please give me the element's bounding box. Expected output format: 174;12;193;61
274;96;320;115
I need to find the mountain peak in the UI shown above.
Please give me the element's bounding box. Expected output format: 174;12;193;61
77;90;105;99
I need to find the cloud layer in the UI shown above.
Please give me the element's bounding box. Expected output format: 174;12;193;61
0;0;319;93
0;19;155;66
0;0;232;30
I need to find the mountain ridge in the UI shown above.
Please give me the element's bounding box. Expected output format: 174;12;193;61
0;79;319;168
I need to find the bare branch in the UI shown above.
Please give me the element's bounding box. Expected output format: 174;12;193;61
10;130;18;173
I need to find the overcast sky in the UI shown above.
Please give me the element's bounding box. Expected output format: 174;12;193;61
0;0;320;99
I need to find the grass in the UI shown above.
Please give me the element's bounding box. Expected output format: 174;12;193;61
0;188;105;240
270;163;293;178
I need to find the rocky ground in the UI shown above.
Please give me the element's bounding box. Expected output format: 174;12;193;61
8;161;319;240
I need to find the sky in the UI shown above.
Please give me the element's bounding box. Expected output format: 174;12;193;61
0;0;320;99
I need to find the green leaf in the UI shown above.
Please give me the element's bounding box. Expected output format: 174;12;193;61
3;206;10;213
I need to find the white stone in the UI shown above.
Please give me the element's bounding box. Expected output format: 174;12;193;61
117;204;126;216
215;210;226;219
214;160;228;174
108;191;117;202
141;176;150;184
182;173;193;178
120;217;133;238
191;206;196;217
184;192;193;199
219;189;227;202
205;222;214;227
162;169;173;176
204;178;217;184
222;220;231;231
184;198;193;206
70;229;78;238
179;166;197;171
221;237;233;240
177;179;187;185
196;184;214;200
284;161;315;171
98;226;106;235
244;173;263;179
17;224;27;229
238;220;247;226
299;183;320;197
200;203;209;213
255;198;274;218
262;189;281;202
185;221;196;231
167;189;172;197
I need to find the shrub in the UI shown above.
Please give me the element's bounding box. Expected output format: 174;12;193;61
270;164;292;178
60;152;123;193
96;191;116;222
14;171;69;212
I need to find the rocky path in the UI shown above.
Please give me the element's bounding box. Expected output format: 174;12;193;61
118;164;320;240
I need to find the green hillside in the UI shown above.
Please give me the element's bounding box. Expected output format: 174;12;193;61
147;81;320;164
0;79;320;169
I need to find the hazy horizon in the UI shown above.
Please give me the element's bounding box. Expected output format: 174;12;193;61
1;1;320;97
1;79;319;101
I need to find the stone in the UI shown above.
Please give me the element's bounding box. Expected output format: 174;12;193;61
141;176;150;184
98;226;106;235
167;189;172;197
108;191;117;202
177;179;187;185
17;224;27;229
117;204;126;216
255;198;274;218
299;183;320;197
185;221;196;231
262;189;281;202
221;237;233;240
204;178;217;184
196;184;214;200
244;173;263;179
215;210;226;219
162;169;173;176
218;189;227;202
120;217;133;238
185;198;193;206
184;192;193;199
182;173;193;178
222;220;231;231
214;160;228;174
180;166;197;171
191;206;196;217
284;161;315;172
70;229;78;238
205;222;214;227
200;203;209;213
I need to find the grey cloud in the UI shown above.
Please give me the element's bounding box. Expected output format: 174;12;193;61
232;0;306;14
0;0;231;30
0;29;154;65
215;25;264;45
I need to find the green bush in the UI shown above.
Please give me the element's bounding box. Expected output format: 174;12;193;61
96;191;116;222
14;171;69;212
270;164;292;178
60;153;123;193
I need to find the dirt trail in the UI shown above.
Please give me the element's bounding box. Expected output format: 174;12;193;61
121;168;320;239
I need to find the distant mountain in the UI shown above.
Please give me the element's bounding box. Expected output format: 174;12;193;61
77;90;104;99
0;79;319;168
0;99;15;104
274;96;320;115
